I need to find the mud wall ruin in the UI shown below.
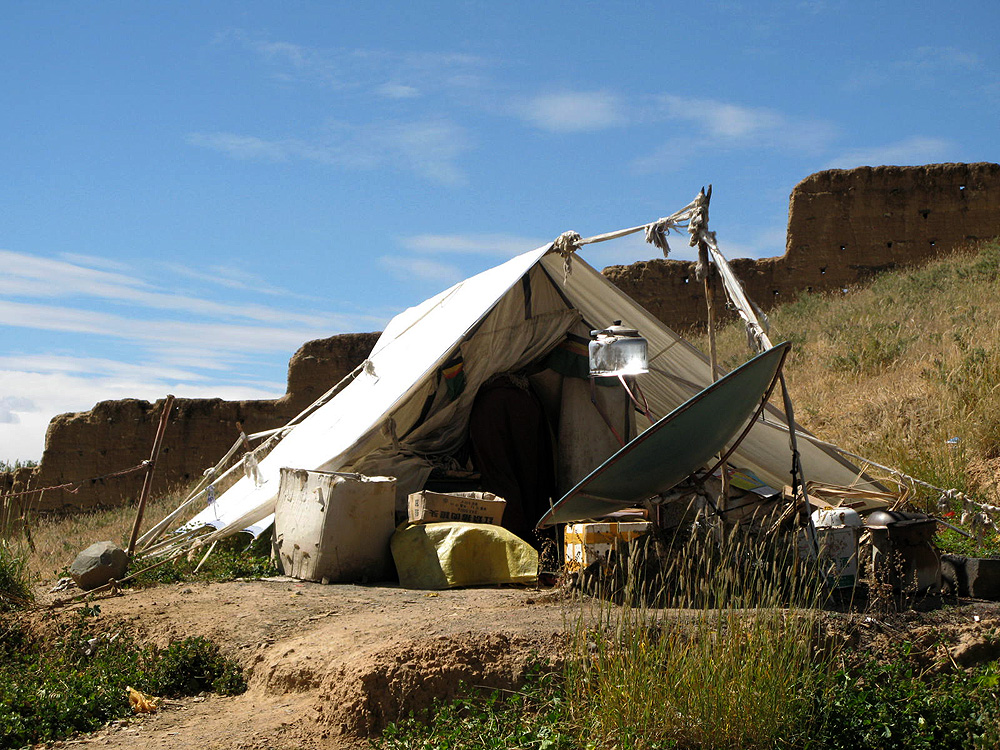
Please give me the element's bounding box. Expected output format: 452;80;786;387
604;162;1000;330
4;163;999;515
1;333;380;513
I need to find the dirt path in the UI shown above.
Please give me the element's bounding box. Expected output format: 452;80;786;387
34;579;570;749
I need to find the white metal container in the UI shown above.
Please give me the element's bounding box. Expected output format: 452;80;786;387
811;507;862;588
274;468;396;583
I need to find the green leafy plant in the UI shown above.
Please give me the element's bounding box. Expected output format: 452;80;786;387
375;664;571;750
132;536;278;587
0;607;247;749
147;636;246;697
807;656;1000;750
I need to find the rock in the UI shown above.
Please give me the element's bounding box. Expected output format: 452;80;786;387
70;541;129;591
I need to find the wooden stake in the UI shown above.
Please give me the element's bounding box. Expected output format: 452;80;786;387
126;395;174;557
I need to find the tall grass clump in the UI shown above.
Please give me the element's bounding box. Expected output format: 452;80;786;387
563;524;828;749
699;239;1000;514
0;541;33;612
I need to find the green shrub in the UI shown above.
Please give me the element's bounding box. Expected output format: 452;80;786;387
376;664;570;750
0;608;246;749
808;657;1000;750
132;537;278;588
147;636;246;697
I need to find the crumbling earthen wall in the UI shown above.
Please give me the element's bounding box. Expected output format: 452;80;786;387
604;162;1000;330
1;333;380;513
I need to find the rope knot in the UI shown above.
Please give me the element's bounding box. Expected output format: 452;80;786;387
644;218;675;256
552;231;583;280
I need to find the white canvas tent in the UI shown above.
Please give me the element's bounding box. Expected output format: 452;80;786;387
172;241;877;546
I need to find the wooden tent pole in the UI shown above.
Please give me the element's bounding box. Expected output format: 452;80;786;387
694;187;729;513
127;394;174;557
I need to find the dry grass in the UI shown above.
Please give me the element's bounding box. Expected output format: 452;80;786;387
698;239;1000;509
4;490;191;584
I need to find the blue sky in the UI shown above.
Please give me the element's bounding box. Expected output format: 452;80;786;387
1;1;997;461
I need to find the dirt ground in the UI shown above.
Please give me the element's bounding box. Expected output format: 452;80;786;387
29;579;570;750
25;580;1000;750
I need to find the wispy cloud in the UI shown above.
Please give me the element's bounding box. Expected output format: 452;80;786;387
0;354;207;383
400;233;546;257
847;46;982;90
189;118;471;185
376;83;421;99
377;255;465;286
0;246;387;460
219;30;488;100
0;249;340;327
0;396;35;425
631;94;837;174
158;261;320;301
0;367;284;460
655;95;836;150
0;299;333;355
510;91;627;133
185;133;288;162
825;136;956;169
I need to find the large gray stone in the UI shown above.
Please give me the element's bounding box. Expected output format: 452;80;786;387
69;541;128;591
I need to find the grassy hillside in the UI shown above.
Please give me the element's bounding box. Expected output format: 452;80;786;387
699;239;1000;517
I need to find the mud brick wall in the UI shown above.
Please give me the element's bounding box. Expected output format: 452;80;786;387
1;333;380;513
604;162;1000;331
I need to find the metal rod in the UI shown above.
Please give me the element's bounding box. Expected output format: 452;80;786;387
126;394;174;557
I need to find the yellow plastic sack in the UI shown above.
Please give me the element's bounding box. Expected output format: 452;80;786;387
390;521;538;590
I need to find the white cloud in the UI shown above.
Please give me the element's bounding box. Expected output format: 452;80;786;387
825;136;956;169
221;30;487;98
847;46;982;90
377;256;464;286
900;46;980;74
0;354;207;383
511;91;626;133
185;133;289;161
376;83;421;99
631;96;837;174
657;95;784;140
158;261;320;301
0;249;340;327
189;119;471;185
0;396;35;424
400;233;546;257
0;299;333;355
0;368;284;461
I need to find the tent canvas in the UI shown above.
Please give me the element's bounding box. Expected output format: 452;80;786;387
181;244;878;544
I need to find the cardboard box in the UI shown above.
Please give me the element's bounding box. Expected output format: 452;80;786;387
564;521;652;572
407;490;506;525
